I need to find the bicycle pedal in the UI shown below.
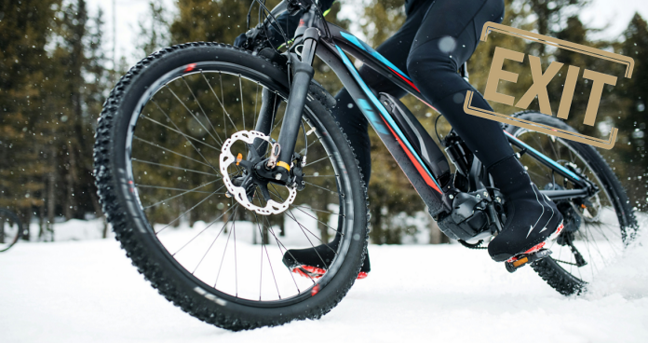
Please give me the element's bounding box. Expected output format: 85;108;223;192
505;249;552;273
292;265;326;279
292;265;369;280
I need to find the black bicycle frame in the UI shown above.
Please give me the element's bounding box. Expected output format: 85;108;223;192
268;4;593;217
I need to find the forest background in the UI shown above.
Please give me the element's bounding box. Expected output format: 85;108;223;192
1;0;647;244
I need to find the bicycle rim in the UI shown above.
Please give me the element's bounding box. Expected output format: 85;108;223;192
512;128;632;285
124;62;353;305
0;209;22;252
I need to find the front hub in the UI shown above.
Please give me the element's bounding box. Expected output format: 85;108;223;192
220;130;297;215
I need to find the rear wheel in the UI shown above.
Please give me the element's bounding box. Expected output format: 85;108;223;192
93;43;368;330
506;112;638;295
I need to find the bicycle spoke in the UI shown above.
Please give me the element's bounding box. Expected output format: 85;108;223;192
579;225;600;275
270;114;284;136
233;212;239;296
136;183;214;194
239;74;246;131
133;136;213;168
268;185;343;244
173;204;238;257
303;135;322;152
513;128;628;288
189;208;237;273
303;181;339;195
215;209;239;288
121;66;355;305
181;75;225;145
259;221;264;300
252;198;314;287
292;204;341;216
154;188;222;234
139;115;221;152
151;100;221;174
251;208;296;298
305;155;329;167
167;86;223;147
132;158;220;177
253;82;259;128
285;209;332;269
289;204;344;238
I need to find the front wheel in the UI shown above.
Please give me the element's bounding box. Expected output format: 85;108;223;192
0;208;23;252
506;112;638;295
93;43;369;330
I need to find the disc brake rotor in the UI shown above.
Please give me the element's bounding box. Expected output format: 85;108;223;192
220;130;297;215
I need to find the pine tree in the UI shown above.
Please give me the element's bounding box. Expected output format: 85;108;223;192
136;0;170;58
0;0;62;237
614;13;648;210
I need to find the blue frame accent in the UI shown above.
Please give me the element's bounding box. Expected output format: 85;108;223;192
504;131;581;181
340;32;412;81
335;45;442;190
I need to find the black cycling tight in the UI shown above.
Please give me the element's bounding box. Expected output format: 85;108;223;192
332;0;514;183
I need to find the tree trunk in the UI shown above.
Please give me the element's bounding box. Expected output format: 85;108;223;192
21;208;32;241
89;190;108;239
38;203;45;239
370;204;383;244
279;214;285;237
262;219;270;245
47;152;56;241
0;215;5;244
64;140;78;220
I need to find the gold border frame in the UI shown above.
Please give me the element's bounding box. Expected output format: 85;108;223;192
463;90;618;149
480;22;634;78
463;22;634;149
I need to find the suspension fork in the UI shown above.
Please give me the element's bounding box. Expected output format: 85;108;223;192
250;88;280;158
272;24;320;182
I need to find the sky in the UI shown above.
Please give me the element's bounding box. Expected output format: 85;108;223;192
85;0;648;68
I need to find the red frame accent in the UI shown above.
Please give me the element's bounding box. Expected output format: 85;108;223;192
381;117;442;193
387;66;420;92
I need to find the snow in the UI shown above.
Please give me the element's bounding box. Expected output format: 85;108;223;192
2;214;648;342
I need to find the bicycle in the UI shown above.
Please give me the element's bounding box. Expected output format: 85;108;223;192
0;208;24;252
93;0;638;330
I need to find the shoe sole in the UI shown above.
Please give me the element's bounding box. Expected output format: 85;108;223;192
291;265;368;280
506;221;564;263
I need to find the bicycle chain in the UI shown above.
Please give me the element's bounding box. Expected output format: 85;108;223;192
458;239;488;250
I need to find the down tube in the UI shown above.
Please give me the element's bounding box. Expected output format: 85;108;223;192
315;43;451;215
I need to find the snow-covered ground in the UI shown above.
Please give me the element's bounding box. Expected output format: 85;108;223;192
2;216;648;342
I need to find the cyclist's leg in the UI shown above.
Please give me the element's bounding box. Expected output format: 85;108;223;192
407;0;511;169
407;0;563;262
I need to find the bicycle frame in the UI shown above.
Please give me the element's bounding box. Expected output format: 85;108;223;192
266;3;594;217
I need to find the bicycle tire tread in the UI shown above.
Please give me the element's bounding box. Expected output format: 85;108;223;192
93;42;370;330
508;111;637;296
